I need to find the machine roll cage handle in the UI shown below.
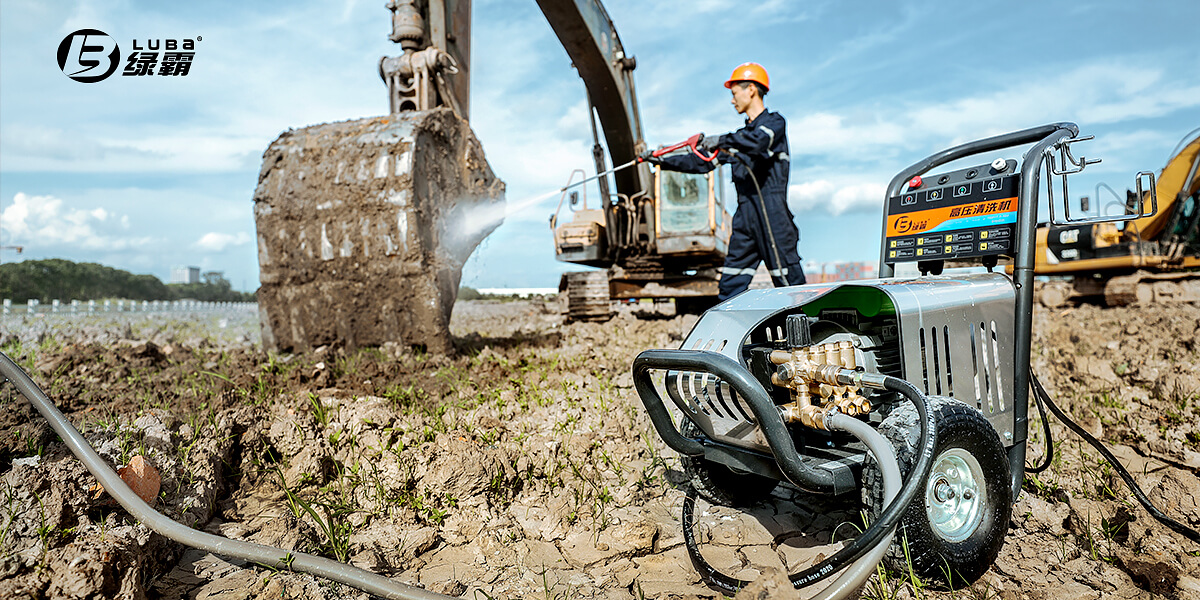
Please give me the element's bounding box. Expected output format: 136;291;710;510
1046;137;1158;225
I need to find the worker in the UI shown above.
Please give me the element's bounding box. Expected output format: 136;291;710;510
642;62;804;300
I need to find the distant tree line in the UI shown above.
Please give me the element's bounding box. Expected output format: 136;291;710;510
0;259;256;303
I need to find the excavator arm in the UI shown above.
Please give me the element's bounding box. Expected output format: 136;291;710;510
1125;131;1200;241
535;0;650;200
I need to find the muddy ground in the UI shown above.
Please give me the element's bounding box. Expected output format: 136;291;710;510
0;300;1198;599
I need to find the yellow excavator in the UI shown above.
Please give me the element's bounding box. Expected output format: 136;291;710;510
540;1;733;321
1033;128;1200;306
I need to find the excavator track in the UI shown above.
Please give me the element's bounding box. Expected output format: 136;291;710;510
562;271;612;322
1103;270;1200;306
1035;270;1200;307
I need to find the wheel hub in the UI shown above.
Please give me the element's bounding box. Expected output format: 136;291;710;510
925;448;986;542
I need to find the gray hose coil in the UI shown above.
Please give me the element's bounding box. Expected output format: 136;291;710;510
0;351;454;600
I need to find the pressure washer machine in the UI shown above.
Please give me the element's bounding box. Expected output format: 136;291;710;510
632;123;1159;593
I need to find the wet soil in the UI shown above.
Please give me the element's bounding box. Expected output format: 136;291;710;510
0;300;1198;599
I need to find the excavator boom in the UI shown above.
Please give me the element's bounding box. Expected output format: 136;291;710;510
535;0;649;199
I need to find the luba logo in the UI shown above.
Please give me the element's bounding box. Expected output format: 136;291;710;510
124;38;200;77
57;31;201;82
57;29;120;83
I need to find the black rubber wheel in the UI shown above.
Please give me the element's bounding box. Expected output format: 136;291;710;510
679;419;778;507
862;396;1011;586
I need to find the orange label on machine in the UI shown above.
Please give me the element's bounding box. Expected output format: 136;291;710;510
886;197;1017;237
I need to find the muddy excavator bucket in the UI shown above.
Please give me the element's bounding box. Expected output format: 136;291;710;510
254;108;505;354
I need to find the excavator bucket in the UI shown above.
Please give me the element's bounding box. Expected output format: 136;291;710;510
253;108;505;353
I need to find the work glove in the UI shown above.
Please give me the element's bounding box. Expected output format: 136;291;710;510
639;150;662;165
697;134;723;153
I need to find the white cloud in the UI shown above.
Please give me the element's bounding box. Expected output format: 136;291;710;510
907;63;1200;143
789;180;887;217
0;125;162;165
194;231;252;252
0;125;269;173
789;112;908;158
1;192;150;250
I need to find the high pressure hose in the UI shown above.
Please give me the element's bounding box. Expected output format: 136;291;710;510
682;373;937;595
738;153;792;286
1029;367;1200;543
0;352;456;600
680;411;902;599
814;413;901;600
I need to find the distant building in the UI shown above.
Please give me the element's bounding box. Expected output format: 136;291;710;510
804;261;878;283
170;266;201;284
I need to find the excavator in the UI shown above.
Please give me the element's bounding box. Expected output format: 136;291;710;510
1033;128;1200;306
538;1;732;321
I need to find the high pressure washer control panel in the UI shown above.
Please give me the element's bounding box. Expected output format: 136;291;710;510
884;159;1019;263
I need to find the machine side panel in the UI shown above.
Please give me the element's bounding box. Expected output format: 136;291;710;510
883;276;1017;442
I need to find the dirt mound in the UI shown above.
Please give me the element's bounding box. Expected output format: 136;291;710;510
1;300;1198;599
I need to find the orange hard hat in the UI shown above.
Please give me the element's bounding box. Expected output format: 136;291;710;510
724;62;769;91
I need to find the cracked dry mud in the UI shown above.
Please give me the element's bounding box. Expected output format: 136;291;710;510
1;300;1198;599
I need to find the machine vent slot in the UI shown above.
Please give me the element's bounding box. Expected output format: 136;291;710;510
717;382;754;422
943;325;955;397
666;370;760;423
687;337;728;355
969;323;982;410
919;328;930;394
989;321;1005;411
708;375;738;419
919;325;956;398
667;372;707;416
930;327;943;395
978;321;995;413
688;371;717;416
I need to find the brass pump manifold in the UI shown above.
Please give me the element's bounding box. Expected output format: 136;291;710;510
769;341;872;430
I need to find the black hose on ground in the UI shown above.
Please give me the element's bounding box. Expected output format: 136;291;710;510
1024;377;1054;474
0;351;456;600
1029;367;1200;543
681;375;938;593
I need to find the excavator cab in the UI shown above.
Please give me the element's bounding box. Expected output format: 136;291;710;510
551;156;734;321
654;164;731;256
550;158;731;265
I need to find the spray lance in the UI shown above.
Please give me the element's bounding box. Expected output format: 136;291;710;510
557;133;721;194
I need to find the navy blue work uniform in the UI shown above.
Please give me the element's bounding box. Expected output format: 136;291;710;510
656;109;804;300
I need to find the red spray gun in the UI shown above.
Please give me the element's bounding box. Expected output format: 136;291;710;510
645;133;721;163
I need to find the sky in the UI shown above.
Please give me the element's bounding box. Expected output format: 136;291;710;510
2;0;1198;291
